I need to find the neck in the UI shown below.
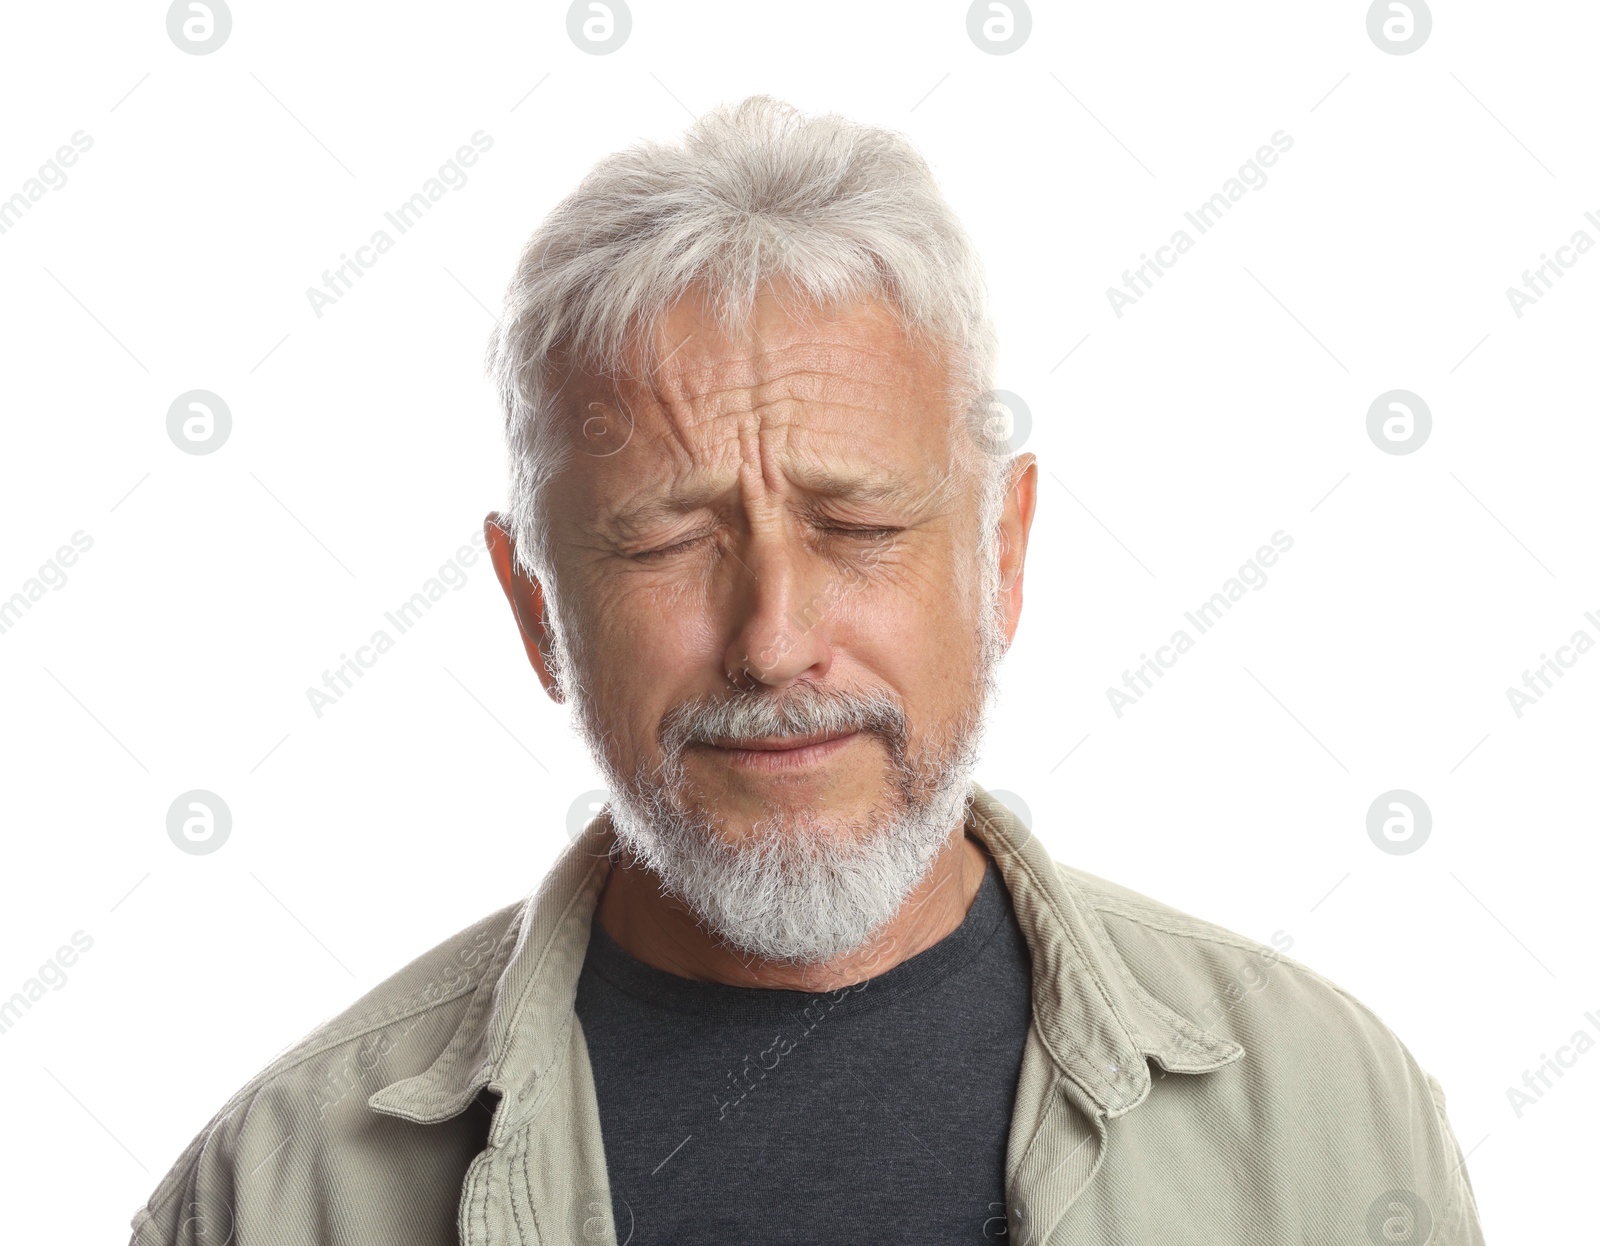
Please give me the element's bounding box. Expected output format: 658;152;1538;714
593;823;989;992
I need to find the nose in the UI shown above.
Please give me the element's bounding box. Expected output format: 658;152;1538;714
722;526;834;690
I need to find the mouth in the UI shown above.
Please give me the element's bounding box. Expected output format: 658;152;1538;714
695;728;862;771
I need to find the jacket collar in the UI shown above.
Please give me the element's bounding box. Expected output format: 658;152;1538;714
962;787;1242;1117
369;783;1241;1133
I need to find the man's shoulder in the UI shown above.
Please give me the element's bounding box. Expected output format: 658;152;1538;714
1043;863;1483;1241
1055;858;1291;962
1052;859;1448;1099
131;898;524;1244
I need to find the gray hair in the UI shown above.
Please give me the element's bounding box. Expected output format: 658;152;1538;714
485;94;1008;592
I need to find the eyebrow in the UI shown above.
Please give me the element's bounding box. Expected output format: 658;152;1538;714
784;464;943;511
597;481;729;540
598;466;947;540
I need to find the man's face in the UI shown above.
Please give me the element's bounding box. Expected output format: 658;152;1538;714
545;281;1006;819
498;281;1036;960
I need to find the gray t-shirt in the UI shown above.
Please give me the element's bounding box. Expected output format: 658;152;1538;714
573;842;1032;1243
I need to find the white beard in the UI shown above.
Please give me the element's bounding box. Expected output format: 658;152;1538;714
571;600;1005;966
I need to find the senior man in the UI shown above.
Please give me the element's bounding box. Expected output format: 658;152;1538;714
133;96;1484;1245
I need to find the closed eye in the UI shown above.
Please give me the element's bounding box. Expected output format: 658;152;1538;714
631;534;710;561
818;525;901;540
632;525;900;561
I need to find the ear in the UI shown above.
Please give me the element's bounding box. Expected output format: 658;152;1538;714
485;513;565;703
995;454;1038;647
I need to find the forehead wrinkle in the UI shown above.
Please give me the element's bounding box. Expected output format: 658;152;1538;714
650;332;909;420
635;355;897;493
594;322;957;537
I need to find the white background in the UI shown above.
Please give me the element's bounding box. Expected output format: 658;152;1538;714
1;0;1594;1239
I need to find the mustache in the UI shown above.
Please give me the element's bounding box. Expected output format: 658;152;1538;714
659;681;908;754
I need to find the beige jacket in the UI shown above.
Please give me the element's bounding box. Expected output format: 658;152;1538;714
131;786;1485;1244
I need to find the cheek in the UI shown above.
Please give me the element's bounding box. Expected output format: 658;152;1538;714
569;581;721;737
856;599;971;688
860;540;983;651
844;566;981;705
593;578;719;666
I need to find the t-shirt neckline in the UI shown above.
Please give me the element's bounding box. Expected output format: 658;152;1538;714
580;844;1008;1023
